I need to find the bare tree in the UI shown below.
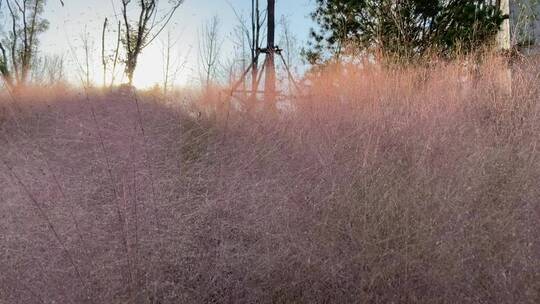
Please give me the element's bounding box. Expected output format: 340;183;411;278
119;0;184;86
278;15;299;91
251;0;266;100
110;20;122;88
31;53;65;86
161;29;189;94
231;0;265;100
99;2;122;88
44;54;65;85
80;27;94;88
230;19;250;96
279;16;298;74
198;16;223;89
0;0;49;89
101;17;109;88
162;30;173;94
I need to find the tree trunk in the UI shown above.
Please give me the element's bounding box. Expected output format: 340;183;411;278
102;18;108;88
264;0;276;104
127;66;134;86
250;0;260;102
0;42;15;90
126;54;138;85
110;21;121;88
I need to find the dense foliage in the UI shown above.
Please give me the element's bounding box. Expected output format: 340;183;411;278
307;0;507;63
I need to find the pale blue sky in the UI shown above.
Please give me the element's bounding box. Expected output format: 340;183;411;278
37;0;315;88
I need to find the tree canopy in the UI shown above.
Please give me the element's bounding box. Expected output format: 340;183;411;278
307;0;508;64
0;0;50;89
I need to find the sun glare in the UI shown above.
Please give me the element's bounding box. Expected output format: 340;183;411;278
132;51;168;89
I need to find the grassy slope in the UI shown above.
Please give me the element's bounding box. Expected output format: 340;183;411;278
0;58;539;303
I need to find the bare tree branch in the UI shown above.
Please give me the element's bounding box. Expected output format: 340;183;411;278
119;0;184;85
0;0;48;89
198;15;223;89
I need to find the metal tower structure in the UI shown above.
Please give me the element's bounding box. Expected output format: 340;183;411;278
228;0;301;108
